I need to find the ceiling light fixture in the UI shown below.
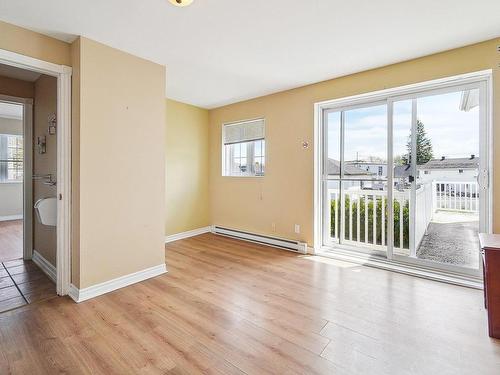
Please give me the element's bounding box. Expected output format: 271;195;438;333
169;0;193;7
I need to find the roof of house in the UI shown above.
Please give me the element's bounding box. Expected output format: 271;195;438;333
419;157;479;170
326;159;374;176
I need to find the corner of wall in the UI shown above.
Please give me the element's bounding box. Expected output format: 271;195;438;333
165;99;210;237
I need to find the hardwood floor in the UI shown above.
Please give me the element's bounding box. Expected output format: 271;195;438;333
0;233;499;374
0;220;23;262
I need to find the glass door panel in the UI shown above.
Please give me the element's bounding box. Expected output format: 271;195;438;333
414;88;481;270
391;87;482;271
324;104;388;255
324;111;341;245
344;105;388;181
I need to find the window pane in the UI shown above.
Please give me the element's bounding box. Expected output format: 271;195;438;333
344;104;387;180
0;135;23;182
233;143;241;157
326;111;341;177
254;140;261;157
224;139;265;177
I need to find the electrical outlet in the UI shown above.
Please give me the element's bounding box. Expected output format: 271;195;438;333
271;222;276;232
294;224;300;234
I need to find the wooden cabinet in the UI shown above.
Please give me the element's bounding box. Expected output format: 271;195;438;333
479;233;500;339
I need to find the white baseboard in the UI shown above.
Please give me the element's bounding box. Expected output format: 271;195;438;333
165;226;212;243
0;214;22;222
68;263;167;303
32;250;56;283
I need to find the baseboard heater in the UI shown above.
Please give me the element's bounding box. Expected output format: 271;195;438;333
212;226;308;254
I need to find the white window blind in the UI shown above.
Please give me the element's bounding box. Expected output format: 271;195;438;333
223;119;265;145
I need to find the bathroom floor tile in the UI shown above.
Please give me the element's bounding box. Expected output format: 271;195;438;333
0;259;56;314
0;276;15;289
0;296;27;313
0;285;23;300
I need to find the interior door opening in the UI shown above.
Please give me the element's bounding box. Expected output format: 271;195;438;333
0;63;59;312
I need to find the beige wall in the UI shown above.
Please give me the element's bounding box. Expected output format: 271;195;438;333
209;38;500;247
33;74;57;266
165;99;210;236
0;182;22;218
1;22;166;289
74;37;166;288
0;75;34;98
0;20;71;66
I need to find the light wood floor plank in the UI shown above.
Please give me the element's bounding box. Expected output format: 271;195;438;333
0;233;498;374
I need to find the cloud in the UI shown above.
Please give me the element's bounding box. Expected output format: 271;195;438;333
326;90;479;161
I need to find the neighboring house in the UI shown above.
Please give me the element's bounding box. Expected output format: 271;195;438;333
326;159;374;177
418;156;479;183
326;156;479;193
394;164;412;191
326;159;375;190
351;161;387;178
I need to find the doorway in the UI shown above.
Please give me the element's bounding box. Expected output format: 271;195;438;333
0;101;25;262
0;48;72;299
316;71;492;285
0;65;62;311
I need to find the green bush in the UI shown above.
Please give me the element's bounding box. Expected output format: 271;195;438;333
330;195;409;248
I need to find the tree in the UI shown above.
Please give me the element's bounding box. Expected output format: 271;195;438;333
401;120;433;165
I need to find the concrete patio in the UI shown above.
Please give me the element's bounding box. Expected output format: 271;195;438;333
416;210;480;269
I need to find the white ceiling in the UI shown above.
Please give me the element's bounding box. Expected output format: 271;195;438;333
0;0;499;109
0;63;41;82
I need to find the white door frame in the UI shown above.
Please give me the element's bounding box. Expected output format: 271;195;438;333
0;49;72;296
314;70;493;286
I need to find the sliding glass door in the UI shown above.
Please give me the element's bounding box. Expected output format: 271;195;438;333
321;75;490;278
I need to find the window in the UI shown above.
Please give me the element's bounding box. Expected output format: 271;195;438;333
459;169;464;174
223;119;265;176
378;166;383;176
0;134;23;182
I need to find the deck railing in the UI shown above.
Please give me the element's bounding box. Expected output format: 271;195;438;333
329;180;478;253
432;181;479;213
329;188;410;251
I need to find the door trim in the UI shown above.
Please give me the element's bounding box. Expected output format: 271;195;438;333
314;70;493;284
0;49;72;296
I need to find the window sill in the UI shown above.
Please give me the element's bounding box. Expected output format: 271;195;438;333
0;181;23;184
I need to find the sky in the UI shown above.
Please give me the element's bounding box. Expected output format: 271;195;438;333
327;90;480;162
